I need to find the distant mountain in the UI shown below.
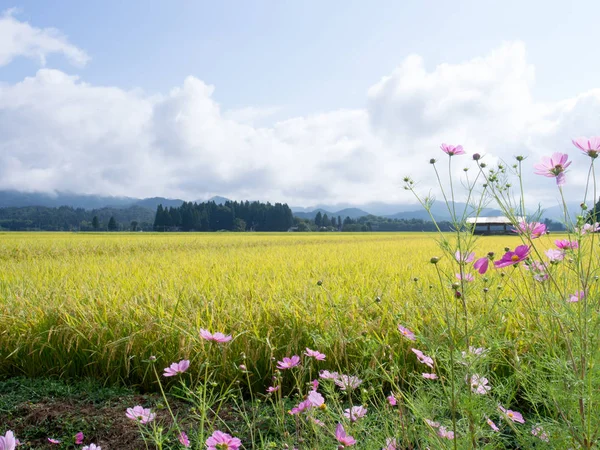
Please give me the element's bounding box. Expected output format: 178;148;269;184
293;209;331;220
383;210;441;221
334;208;371;219
294;208;371;220
292;202;509;222
292;202;426;216
0;190;585;223
0;190;191;211
540;202;583;223
134;197;184;209
0;190;136;209
207;196;230;205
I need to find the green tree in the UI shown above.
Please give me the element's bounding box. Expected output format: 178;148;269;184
233;218;246;232
154;205;164;231
92;216;100;230
297;222;310;232
315;211;323;227
322;213;330;227
130;221;138;231
586;198;600;224
107;216;118;231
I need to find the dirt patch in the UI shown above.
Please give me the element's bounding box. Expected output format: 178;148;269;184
2;394;193;449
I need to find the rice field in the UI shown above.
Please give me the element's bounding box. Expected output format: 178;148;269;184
3;230;600;448
0;231;542;389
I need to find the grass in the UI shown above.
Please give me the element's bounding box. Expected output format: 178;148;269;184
0;231;550;390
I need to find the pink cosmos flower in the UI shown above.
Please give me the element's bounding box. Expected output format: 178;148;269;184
308;390;325;408
572;136;600;158
456;272;474;282
532;426;550;442
383;438;398;450
425;419;440;428
524;260;548;282
494;245;530;268
334;375;363;391
555;239;578;249
75;432;84;445
398;325;416;341
126;405;156;424
335;423;356;447
319;370;339;379
344;405;367;422
411;348;434;368
546;248;564;262
437;426;455;440
289;399;312;415
311;379;319;391
499;405;525;423
422;373;438;379
468;374;491;394
163;359;190;377
266;385;280;393
82;445;101;450
460;346;487;363
533;272;549;282
276;355;300;369
199;329;233;343
48;438;61;444
206;431;241;450
533;152;571;186
304;348;326;361
468;346;486;356
578;222;600;235
473;257;489;274
512;221;547;239
486;417;499;432
309;417;325;427
568;290;585;303
441;143;466;156
0;431;17;450
455;250;475;264
387;394;397;406
179;432;190;448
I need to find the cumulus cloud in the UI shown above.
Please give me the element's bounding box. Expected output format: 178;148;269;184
368;43;535;143
1;16;599;207
0;8;89;67
223;106;281;125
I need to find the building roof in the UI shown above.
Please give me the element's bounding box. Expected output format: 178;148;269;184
466;216;525;224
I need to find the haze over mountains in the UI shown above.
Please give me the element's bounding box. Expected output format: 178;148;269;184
0;190;582;223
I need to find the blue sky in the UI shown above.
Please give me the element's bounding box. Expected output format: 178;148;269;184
6;1;600;116
1;1;600;206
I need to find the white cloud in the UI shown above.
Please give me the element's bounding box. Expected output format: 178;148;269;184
223;106;281;125
0;9;89;67
1;18;600;209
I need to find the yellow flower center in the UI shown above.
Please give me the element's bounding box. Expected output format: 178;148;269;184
511;254;520;262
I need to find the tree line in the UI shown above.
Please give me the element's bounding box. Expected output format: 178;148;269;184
296;213;566;232
295;213;456;232
0;202;570;233
153;200;294;231
0;206;154;231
